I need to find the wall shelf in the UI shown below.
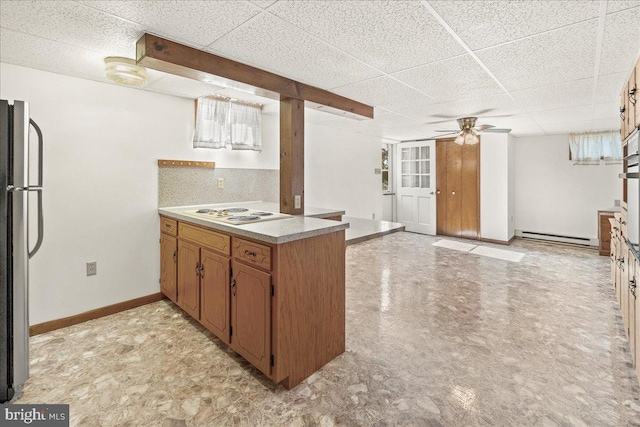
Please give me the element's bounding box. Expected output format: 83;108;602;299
158;159;215;169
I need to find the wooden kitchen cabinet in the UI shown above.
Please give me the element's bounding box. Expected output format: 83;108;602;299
177;240;201;319
629;68;637;132
636;58;640;126
160;233;178;302
622;87;628;140
161;214;346;390
231;261;272;376
200;249;230;344
599;210;617;256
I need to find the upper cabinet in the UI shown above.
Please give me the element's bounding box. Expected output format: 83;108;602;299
621;58;640;141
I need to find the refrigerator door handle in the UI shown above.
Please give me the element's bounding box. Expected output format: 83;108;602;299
29;118;43;187
28;188;43;259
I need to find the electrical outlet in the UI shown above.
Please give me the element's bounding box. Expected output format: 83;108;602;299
294;195;301;209
217;178;224;189
86;261;97;276
373;213;376;219
615;199;621;207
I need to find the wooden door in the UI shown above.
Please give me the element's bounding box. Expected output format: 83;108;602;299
445;140;462;236
231;261;272;376
436;138;480;239
160;233;177;302
200;249;230;343
178;240;200;319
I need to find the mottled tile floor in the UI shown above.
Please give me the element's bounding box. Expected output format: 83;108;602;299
16;233;640;426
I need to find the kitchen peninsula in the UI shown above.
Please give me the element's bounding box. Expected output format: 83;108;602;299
158;202;348;389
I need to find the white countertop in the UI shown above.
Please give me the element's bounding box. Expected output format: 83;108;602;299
158;201;349;244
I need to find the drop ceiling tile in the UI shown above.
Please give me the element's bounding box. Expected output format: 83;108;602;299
476;20;598;91
144;74;225;99
268;1;465;73
528;105;594;125
0;0;143;56
429;0;600;51
332;76;436;111
213;88;278;106
79;1;262;47
596;72;629;103
591;116;622;131
206;13;381;89
320;110;420;133
392;55;504;102
394;103;464;122
250;0;278;8
539;120;593;134
0;27;110;83
599;7;640;76
437;93;523;119
607;1;640;13
511;79;595;112
593;102;620;119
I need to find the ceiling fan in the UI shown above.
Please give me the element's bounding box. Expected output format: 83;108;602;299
427;116;511;145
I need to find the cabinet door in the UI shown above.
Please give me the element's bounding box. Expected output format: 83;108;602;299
445;140;462;237
178;240;200;319
231;261;271;376
160;233;178;302
636;58;640;127
622;88;628;140
200;249;230;344
623;246;630;334
629;258;637;365
629;69;637;131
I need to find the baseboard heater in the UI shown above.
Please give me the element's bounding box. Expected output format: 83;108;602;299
515;230;598;247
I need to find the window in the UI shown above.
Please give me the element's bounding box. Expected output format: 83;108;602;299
401;146;430;188
193;96;262;151
382;145;390;192
569;131;622;165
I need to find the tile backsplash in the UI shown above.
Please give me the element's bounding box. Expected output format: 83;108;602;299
158;167;279;207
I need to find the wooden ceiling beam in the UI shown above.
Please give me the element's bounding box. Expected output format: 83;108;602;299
136;33;373;119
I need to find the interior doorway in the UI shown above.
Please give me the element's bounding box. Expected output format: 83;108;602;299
396;141;437;234
435;137;480;239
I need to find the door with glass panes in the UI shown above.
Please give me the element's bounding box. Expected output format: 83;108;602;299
396;141;436;235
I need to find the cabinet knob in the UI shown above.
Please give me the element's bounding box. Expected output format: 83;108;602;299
195;263;200;275
630;87;637;105
173;251;177;262
245;249;257;257
231;279;236;296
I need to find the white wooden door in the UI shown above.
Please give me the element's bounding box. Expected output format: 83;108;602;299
396;141;436;235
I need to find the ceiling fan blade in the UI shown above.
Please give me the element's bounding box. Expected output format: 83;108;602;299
434;129;460;132
431;114;459;119
424;118;458;125
467;108;495;116
473;124;495;132
482;128;511;133
481;113;515;118
425;132;460;139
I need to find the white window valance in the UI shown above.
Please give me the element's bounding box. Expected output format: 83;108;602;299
193;96;262;151
569;131;622;165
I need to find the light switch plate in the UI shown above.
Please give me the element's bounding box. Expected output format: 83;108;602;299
294;195;301;209
614;199;621;207
217;178;224;189
374;168;382;174
86;261;97;276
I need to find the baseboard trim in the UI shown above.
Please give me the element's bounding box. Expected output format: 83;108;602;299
480;236;516;246
29;292;165;336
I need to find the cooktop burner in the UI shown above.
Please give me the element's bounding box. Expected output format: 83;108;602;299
252;212;273;216
227;216;260;222
196;208;216;213
222;208;249;213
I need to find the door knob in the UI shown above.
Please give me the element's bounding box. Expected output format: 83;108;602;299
451;191;456;195
436;190;441;195
430;191;434;195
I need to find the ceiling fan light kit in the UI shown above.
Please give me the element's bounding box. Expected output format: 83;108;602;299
426;116;511;144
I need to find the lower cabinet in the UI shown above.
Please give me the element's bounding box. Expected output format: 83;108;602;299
177;240;201;319
200;249;230;344
159;215;346;389
160;232;177;302
230;260;272;376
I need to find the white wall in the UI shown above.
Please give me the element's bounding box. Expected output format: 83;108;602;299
305;122;382;219
480;133;512;242
508;134;516;239
514;134;621;240
1;63;382;324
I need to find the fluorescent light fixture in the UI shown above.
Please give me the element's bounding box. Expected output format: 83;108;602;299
104;57;147;86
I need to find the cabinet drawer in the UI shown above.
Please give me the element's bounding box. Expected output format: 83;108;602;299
179;222;230;255
233;238;272;270
161;217;178;236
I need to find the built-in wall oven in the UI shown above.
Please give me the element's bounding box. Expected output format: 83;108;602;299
622;130;639;254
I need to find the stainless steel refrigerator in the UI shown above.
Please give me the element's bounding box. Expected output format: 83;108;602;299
1;100;44;403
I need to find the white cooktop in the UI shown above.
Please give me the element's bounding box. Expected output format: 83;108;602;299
182;207;292;226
